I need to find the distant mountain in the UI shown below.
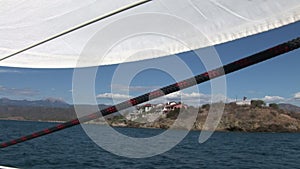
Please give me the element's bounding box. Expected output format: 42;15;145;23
0;99;111;122
0;97;70;108
278;103;300;113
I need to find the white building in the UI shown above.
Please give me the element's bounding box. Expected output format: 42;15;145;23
236;100;251;106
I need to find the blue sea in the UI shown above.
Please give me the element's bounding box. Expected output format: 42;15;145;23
1;120;300;169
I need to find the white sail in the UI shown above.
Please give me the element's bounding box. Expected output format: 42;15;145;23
0;0;300;68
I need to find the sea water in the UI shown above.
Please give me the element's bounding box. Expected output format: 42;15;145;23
1;120;300;169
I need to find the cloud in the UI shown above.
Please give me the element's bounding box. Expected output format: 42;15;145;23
109;84;230;105
241;94;300;106
0;69;21;74
248;95;287;104
96;91;229;106
0;85;39;96
294;92;300;100
96;93;132;100
165;92;203;100
162;91;230;105
96;91;300;107
261;95;285;103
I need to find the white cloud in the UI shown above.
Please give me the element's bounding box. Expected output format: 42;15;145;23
96;93;132;100
0;69;20;74
294;92;300;100
163;91;228;105
245;94;300;106
261;95;285;103
95;91;300;107
96;91;229;106
165;92;204;100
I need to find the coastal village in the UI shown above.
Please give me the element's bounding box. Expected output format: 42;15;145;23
125;101;188;122
124;97;254;123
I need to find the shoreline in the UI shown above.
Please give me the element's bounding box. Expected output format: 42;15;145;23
2;119;300;133
1;103;300;133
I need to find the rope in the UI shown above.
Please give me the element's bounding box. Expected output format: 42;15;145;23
1;37;300;148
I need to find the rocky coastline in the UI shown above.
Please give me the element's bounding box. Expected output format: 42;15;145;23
105;103;300;132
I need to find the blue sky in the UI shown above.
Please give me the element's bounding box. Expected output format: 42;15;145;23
0;21;300;106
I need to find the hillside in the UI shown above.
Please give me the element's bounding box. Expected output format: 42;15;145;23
109;103;300;132
1;98;300;132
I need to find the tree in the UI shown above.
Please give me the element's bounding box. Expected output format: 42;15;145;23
166;109;180;119
201;104;210;110
269;103;279;109
251;100;266;108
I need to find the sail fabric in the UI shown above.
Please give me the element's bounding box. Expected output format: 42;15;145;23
0;0;300;68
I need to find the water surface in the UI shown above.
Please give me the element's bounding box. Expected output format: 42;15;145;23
1;120;300;169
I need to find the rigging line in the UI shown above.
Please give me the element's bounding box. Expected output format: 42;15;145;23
1;36;299;149
0;0;152;62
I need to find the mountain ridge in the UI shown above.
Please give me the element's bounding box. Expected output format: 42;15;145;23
0;97;70;108
278;103;300;113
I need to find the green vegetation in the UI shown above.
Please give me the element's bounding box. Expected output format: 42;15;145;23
201;104;210;110
251;100;266;108
269;103;279;109
110;115;126;123
166;109;180;119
